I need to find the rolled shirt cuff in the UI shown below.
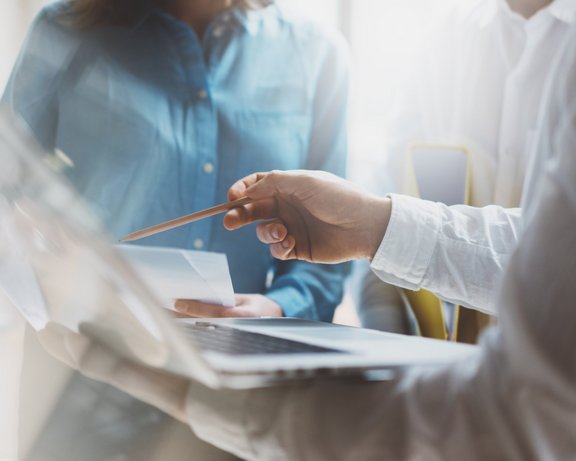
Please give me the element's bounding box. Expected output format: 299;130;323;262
370;194;442;289
265;286;311;319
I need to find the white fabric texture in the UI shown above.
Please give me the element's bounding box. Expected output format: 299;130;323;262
371;196;522;314
365;0;576;316
184;21;576;460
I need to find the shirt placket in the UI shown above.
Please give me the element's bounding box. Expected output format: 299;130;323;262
495;24;528;207
175;22;220;251
495;12;552;207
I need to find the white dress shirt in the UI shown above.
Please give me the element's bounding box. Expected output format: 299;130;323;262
183;21;576;460
367;0;576;315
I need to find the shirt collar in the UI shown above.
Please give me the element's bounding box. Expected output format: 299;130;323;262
128;3;158;34
232;3;278;35
548;0;576;24
478;0;576;28
474;0;499;28
128;3;277;36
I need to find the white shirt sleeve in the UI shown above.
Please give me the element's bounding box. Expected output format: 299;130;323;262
184;25;576;461
370;194;522;315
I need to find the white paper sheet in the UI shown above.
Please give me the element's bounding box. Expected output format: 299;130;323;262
116;244;235;309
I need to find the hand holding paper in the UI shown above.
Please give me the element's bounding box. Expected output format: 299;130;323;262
117;244;235;309
174;294;283;318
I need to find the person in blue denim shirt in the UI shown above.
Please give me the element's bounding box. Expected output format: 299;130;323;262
3;0;350;321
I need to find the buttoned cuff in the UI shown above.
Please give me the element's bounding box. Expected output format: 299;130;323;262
370;194;442;289
265;287;310;320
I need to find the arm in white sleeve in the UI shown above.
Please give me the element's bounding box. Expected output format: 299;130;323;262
370;194;522;315
188;192;576;461
184;27;576;460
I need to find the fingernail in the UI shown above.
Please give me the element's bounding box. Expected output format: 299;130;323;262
271;227;280;240
281;238;292;249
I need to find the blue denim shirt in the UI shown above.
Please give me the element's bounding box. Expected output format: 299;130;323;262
3;2;350;320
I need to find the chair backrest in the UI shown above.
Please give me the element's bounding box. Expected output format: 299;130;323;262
403;288;447;340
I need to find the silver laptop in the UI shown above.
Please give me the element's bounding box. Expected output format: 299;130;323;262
0;107;475;389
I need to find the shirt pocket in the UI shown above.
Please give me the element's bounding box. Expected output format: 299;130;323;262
244;82;308;114
234;111;309;176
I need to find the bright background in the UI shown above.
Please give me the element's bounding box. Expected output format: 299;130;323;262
0;0;452;183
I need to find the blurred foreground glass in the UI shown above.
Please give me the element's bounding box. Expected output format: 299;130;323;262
0;106;172;362
0;102;224;361
0;107;238;460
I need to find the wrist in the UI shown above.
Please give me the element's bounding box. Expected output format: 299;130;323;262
263;296;284;317
361;196;391;260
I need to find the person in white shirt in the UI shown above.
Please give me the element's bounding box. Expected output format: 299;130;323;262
356;0;576;333
186;28;574;456
46;25;576;459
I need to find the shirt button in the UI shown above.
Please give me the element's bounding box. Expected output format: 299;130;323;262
212;26;225;37
196;89;208;100
193;238;204;250
203;162;214;174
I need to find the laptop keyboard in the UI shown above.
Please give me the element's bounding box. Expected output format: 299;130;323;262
181;321;343;355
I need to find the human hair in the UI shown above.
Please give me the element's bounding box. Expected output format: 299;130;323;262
66;0;272;28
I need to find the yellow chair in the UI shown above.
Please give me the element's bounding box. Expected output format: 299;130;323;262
403;288;448;340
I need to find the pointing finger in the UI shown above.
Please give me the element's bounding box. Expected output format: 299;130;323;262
223;198;277;230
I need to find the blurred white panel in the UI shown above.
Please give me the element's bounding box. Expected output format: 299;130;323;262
0;0;25;92
280;0;340;29
279;0;457;189
348;0;452;184
0;295;25;461
0;0;52;91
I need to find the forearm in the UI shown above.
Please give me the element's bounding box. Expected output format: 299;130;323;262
371;195;522;314
184;342;512;461
185;331;569;461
